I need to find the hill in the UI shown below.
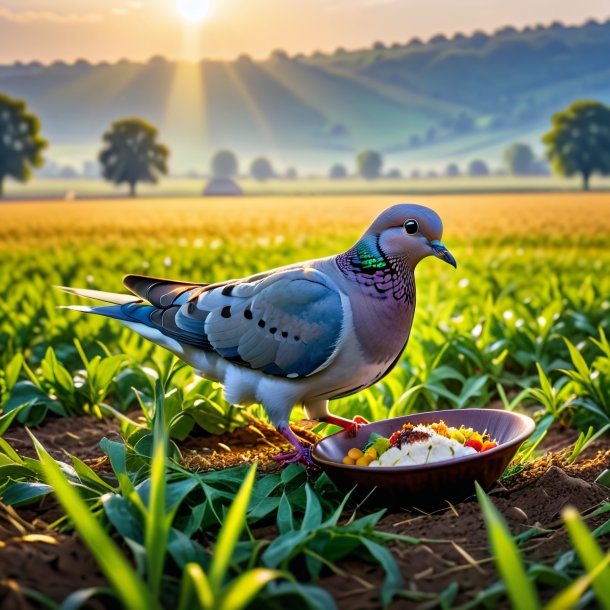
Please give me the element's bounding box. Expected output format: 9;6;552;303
1;19;609;174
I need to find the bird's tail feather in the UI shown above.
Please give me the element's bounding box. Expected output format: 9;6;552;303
55;285;140;305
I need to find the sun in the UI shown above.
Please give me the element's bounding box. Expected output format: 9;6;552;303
175;0;210;23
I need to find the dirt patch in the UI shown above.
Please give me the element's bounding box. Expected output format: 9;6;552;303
0;504;106;610
5;415;122;463
180;418;320;472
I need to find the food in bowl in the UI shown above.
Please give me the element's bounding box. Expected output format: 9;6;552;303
341;421;498;467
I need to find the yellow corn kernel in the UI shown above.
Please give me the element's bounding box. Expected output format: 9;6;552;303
356;455;373;466
450;430;465;444
365;447;378;459
342;456;356;465
348;448;363;460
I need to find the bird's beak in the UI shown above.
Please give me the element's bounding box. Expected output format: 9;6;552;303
429;240;457;268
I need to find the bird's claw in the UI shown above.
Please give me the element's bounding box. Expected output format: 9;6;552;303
273;445;315;467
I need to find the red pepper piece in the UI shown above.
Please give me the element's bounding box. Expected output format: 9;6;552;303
465;439;483;452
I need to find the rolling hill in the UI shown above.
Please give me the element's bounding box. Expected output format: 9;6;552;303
1;18;609;174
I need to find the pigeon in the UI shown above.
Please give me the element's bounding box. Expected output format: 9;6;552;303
59;204;456;464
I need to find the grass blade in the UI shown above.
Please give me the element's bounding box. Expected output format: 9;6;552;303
178;563;214;610
218;568;284;610
475;482;541;610
31;431;158;610
208;462;257;593
562;506;610;609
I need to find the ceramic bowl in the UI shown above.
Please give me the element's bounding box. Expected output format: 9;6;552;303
312;408;535;508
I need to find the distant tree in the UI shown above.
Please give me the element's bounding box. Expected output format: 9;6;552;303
211;149;238;178
270;49;289;60
425;126;437;143
373;41;386;50
410;168;421;178
285;167;298;180
429;34;448;44
386;168;402;179
99;118;169;197
250;157;274;181
407;37;423;47
329;163;347;179
356;150;383;180
468;159;490;176
426;169;438;178
0;93;47;198
237;54;253;63
59;165;79;179
496;26;518;36
334;47;347;55
445;163;460;177
390;42;402;49
503;143;536;175
453;32;467;42
542;100;610;190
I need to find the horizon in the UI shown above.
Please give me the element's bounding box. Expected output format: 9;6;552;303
0;0;609;63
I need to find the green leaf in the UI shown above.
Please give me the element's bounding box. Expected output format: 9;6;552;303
1;481;53;505
277;493;294;535
0;403;28;435
262;530;309;568
208;462;257;593
475;483;541;610
595;469;610;489
300;484;322;531
361;537;403;608
178;563;214;610
218;568;284;610
562;506;610;609
32;431;159;610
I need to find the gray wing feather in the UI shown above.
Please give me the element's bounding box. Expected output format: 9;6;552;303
176;267;345;378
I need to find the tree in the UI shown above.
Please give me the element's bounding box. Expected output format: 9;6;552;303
468;159;490;176
542;100;610;191
329;163;347;179
0;93;47;198
250;157;274;181
211;150;238;178
356;150;383;180
445;163;460;177
99;118;169;197
503;143;536;175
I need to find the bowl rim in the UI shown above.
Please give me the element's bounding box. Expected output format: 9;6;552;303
311;408;536;473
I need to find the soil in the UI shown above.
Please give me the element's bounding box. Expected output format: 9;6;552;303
0;416;608;610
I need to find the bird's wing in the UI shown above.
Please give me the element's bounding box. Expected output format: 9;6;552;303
159;267;346;378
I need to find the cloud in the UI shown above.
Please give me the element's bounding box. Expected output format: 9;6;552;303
0;9;103;24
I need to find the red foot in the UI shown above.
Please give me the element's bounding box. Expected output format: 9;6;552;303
321;415;369;437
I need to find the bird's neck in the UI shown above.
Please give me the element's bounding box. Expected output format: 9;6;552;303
336;235;415;305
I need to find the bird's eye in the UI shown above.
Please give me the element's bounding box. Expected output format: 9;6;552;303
404;219;418;235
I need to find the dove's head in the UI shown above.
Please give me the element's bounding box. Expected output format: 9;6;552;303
365;203;457;269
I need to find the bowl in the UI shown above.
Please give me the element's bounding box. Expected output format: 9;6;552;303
312;409;535;508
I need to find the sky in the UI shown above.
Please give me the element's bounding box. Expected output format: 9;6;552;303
0;0;609;63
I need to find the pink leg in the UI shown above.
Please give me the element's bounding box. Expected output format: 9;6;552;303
273;424;314;466
320;414;369;437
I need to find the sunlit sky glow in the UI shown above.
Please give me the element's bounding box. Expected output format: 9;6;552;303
0;0;608;63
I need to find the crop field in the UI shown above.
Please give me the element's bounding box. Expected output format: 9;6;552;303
1;193;609;609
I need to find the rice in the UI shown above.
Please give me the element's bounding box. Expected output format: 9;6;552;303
369;426;477;467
